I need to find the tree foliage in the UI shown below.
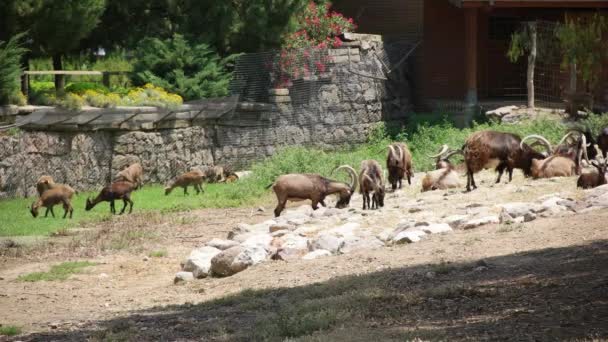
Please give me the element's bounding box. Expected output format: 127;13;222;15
132;34;232;100
0;33;27;105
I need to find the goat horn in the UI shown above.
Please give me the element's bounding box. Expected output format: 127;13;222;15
556;131;579;150
428;144;449;158
388;145;397;161
363;173;378;191
443;149;465;160
334;165;358;192
396;144;403;161
578;134;591;167
521;135;552;155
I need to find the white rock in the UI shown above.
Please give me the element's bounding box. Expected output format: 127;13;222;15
587;192;608;208
444;215;469;228
279;233;309;251
393;230;426;244
339;236;384;254
183;246;222;278
461;216;499;229
210;245;268;277
421;223;452;234
311;207;328;218
376;228;395;242
206;238;239;250
302;249;332;260
241;234;274;252
294;225;323;236
323;208;343;216
227;223;252;239
234;245;268;267
174;271;194;284
327;222;360;237
540;197;567;211
499;202;537;218
309;234;345;254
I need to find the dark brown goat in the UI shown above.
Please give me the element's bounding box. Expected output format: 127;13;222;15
268;165;358;217
359;160;385;210
463;131;546;191
577;159;607;189
165;170;204;195
386;142;413;191
85;181;135;215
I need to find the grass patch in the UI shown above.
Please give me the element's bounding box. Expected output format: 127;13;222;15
17;261;97;282
2;114;607;237
0;325;21;336
149;249;168;258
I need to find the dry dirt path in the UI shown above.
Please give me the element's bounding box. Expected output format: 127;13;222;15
0;170;607;341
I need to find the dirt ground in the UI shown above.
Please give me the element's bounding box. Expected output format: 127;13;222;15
0;170;607;341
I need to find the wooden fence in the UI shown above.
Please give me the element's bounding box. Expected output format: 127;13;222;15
21;70;130;98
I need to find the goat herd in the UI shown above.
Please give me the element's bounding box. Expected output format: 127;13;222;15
28;127;608;221
267;127;608;217
29;165;238;219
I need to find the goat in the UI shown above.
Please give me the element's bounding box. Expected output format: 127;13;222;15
421;145;463;192
267;165;358;217
203;165;226;183
36;175;56;196
165;170;205;195
386;142;413;190
521;134;588;178
577;158;608;189
462;131;547;191
359;160;385;210
115;163;143;189
598;127;608;159
568;126;599;161
85;181;135;215
30;185;75;219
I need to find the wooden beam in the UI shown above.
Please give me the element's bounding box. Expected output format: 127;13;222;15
460;1;608;8
464;8;478;105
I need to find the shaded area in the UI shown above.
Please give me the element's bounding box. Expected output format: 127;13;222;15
19;240;608;341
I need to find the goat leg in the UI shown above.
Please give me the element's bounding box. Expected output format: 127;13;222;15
49;206;56;218
183;186;188;196
110;200;115;215
44;207;50;218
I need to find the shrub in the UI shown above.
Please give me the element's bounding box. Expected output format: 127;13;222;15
65;82;108;95
121;83;183;108
58;93;85;111
0;33;27;105
132;34;232;101
82;90;120;108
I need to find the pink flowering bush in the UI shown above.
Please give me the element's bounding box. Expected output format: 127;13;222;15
271;1;356;87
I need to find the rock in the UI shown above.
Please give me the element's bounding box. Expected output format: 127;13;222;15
395;219;416;230
485;105;517;121
499;202;538;218
327;222;359;237
241;234;273;252
182;246;222;278
227;223;252;239
143;256;149;261
257;206;266;212
414;221;430;227
523;212;537;222
461;216;499;229
393;230;426;244
421;223;452;234
408;207;423;213
323;208;343;216
339;236;384;254
540;197;567;211
376;228;395;242
308;234;345;254
499;211;514;224
425;271;436;279
174;271;194;284
302;249;332;260
210;245;267;277
588;192;608;208
444;215;469;228
206;238;239;250
98;273;109;279
311;207;328;218
278;233;309;251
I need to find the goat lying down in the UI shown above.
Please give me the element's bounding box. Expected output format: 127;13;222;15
520;133;589;179
421;145;462;192
267;165;358;217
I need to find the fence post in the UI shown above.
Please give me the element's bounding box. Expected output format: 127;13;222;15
21;73;29;101
102;72;111;88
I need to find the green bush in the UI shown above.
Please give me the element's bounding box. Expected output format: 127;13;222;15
58;93;85;110
0;33;27;105
82;90;120;108
121;83;183;108
65;82;108;95
132;34;232;101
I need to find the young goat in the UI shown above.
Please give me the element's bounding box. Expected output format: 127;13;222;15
30;184;75;219
165;170;205;195
359;160;385;210
115;163;143;189
86;181;135;215
36;175;56;196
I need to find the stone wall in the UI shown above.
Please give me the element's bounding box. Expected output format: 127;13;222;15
0;35;411;198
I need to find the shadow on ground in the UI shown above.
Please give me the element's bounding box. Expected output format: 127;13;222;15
18;240;608;341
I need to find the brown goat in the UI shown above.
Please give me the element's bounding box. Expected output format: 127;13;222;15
165;170;205;195
598;127;608;159
115;163;143;189
386;142;413;191
268;165;358;217
577;159;608;189
30;185;75;219
521;133;589;178
463;131;546;191
359;160;385;210
36;175;56;196
86;181;135;215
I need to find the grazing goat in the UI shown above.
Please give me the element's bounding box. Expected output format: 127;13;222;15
165;170;205;195
115;163;143;189
598;127;608;159
577;159;608;189
521;134;587;178
268;165;358;217
359;160;385;210
421;145;463;192
36;175;55;196
463;131;546;191
386;142;413;190
30;185;75;219
86;181;135;215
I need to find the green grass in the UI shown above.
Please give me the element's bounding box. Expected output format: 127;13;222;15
149;249;168;258
17;261;97;282
1;114;607;237
0;325;21;336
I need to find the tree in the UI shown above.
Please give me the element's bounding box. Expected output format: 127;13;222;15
508;22;538;109
30;0;106;92
0;34;28;105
